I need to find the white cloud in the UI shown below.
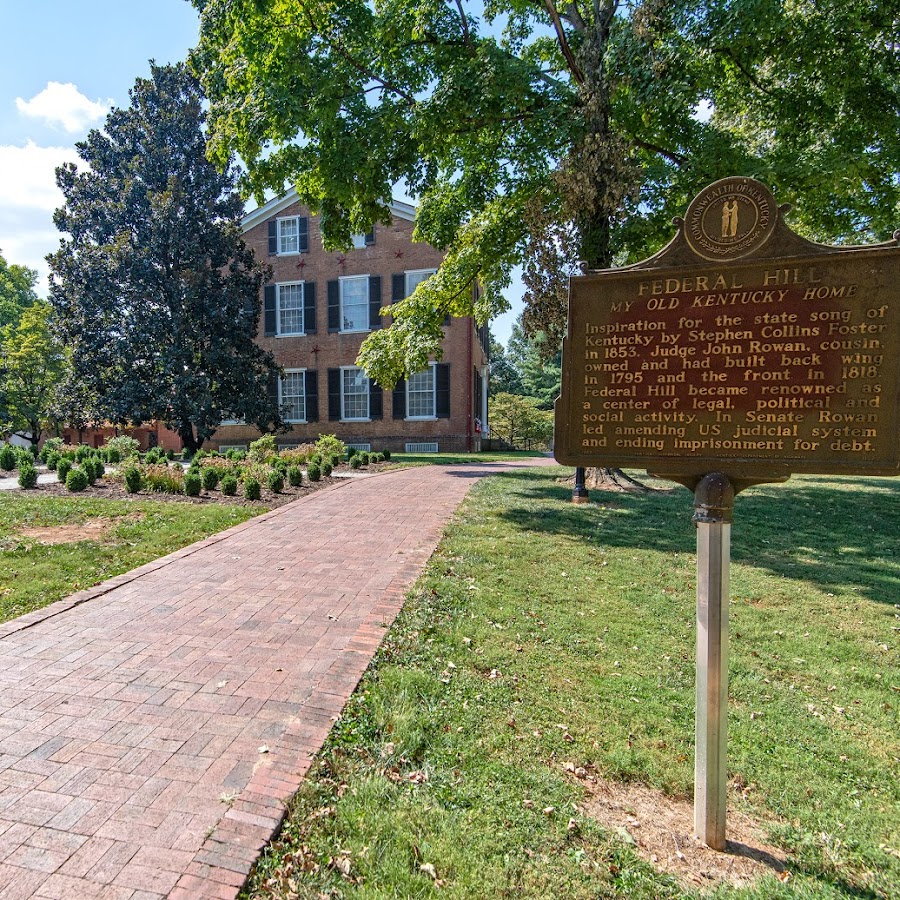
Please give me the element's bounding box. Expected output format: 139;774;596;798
16;82;112;134
0;141;81;294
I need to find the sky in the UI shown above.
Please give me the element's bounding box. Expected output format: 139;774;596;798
0;0;521;345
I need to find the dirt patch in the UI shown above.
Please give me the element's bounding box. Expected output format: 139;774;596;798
580;778;791;893
17;513;146;545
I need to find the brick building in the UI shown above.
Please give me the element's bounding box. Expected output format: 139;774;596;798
210;190;490;453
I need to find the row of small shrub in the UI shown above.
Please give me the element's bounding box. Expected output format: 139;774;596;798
0;443;38;473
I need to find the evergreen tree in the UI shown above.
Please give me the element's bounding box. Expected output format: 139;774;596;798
48;62;284;452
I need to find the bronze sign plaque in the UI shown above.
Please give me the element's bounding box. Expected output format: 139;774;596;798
555;178;900;480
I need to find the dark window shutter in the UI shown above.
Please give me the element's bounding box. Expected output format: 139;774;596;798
305;370;319;422
267;371;279;410
268;221;277;255
392;380;407;420
392;273;406;302
327;280;340;332
328;368;341;420
368;275;382;330
369;381;383;420
443;312;452;326
304;282;317;334
264;285;277;336
298;216;309;252
364;228;375;246
436;364;450;418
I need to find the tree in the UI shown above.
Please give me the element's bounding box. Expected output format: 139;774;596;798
488;332;524;398
488;392;554;450
0;252;39;330
0;303;68;447
190;0;898;388
48;62;284;453
505;317;561;410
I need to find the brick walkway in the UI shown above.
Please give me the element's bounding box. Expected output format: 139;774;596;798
0;460;553;899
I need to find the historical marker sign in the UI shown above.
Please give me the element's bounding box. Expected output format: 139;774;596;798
555;178;900;482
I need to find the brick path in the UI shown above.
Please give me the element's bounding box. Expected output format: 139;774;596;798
0;460;553;899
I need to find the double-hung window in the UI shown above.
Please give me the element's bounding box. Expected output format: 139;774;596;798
271;215;309;255
406;364;436;419
342;367;370;420
405;269;436;296
339;276;369;332
280;370;307;423
277;283;305;335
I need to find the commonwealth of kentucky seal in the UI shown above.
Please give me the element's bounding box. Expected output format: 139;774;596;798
684;177;777;261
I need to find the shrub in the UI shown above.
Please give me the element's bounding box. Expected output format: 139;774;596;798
329;453;341;469
321;460;333;477
201;467;220;490
347;446;358;460
45;451;60;471
287;465;303;487
358;452;370;466
65;468;89;492
310;453;322;466
81;459;97;484
315;433;346;460
94;459;106;479
243;477;261;500
349;455;361;470
143;464;184;494
105;447;120;463
15;448;33;469
373;452;385;463
105;435;140;461
249;434;277;462
220;474;238;496
267;471;284;493
382;448;391;461
0;445;17;471
56;458;73;482
75;445;92;462
18;462;38;489
307;462;321;482
39;437;64;462
279;444;315;466
166;449;175;460
184;473;202;497
123;467;143;493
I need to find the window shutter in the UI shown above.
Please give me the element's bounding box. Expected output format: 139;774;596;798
392;273;406;303
264;285;277;336
267;371;280;411
392;379;407;420
435;364;451;418
268;221;277;255
304;282;317;334
368;275;383;330
443;312;452;326
328;369;341;420
364;228;375;246
369;381;383;420
305;370;319;422
298;216;309;252
327;280;340;332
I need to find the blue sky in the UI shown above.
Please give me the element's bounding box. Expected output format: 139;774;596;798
0;0;520;344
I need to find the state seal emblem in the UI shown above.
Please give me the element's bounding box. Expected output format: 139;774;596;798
684;177;777;261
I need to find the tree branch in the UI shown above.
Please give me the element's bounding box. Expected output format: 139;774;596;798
710;46;778;98
453;0;472;46
631;136;687;166
543;1;585;85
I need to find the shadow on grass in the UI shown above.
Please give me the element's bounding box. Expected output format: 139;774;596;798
491;470;899;606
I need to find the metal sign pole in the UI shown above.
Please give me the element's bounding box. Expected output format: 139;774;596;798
692;473;734;851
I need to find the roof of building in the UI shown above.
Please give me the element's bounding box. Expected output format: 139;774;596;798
241;187;416;233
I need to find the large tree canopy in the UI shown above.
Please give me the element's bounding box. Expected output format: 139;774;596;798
191;0;899;386
48;62;284;452
0;252;39;330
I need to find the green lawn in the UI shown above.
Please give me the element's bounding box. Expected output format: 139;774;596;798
385;450;546;468
0;494;261;623
244;468;899;899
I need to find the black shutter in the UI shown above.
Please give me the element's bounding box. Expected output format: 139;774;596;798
327;280;340;332
368;275;382;330
264;285;277;336
369;381;383;420
328;368;341;420
364;228;375;246
305;370;319;422
392;273;406;302
304;282;317;334
393;380;407;420
436;364;450;418
298;216;309;252
443;312;452;326
267;371;280;411
268;221;277;255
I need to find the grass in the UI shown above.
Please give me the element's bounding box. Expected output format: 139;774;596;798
243;468;899;899
385;450;545;469
0;494;262;623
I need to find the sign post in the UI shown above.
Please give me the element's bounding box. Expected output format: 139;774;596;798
554;177;900;848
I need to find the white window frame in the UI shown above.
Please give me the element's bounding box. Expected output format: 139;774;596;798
280;368;308;423
406;362;437;421
277;216;303;255
405;268;436;297
276;282;306;336
339;275;370;334
341;366;370;421
351;233;367;249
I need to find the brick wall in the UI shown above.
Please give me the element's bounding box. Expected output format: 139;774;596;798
209;197;489;453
